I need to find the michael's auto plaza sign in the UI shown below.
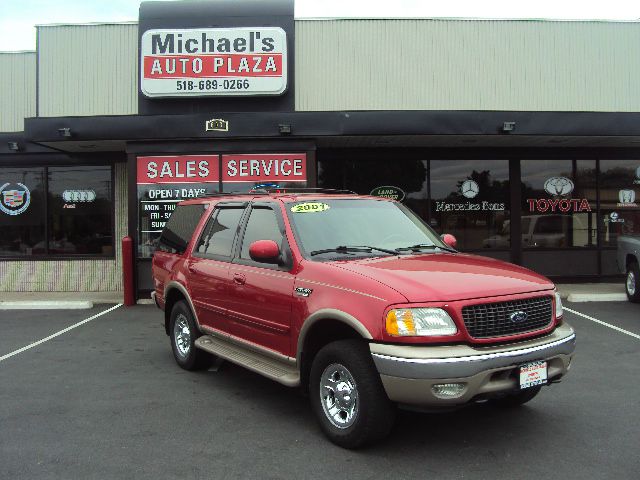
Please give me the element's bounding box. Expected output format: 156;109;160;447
140;27;287;97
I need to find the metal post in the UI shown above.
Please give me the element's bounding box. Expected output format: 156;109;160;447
122;236;135;306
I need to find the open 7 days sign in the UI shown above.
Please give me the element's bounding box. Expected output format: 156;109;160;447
141;27;287;97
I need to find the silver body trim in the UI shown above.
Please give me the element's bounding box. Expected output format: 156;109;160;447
371;332;576;379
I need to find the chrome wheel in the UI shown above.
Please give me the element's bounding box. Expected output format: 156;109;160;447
627;271;636;296
173;313;191;358
320;363;359;429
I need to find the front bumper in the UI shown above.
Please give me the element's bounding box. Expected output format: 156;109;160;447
370;323;575;407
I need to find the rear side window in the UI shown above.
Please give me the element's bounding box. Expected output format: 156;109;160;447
157;204;206;254
195;207;245;258
240;208;284;259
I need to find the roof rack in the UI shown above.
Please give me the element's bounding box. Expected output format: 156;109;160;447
197;188;358;198
248;187;358;195
198;191;270;198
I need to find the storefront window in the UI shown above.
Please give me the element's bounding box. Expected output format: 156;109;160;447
429;160;510;250
0;165;114;257
599;160;640;246
48;166;113;255
521;160;597;248
317;157;429;220
137;155;220;257
0;168;46;256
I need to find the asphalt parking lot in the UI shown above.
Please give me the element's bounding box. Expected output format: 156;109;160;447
1;301;639;480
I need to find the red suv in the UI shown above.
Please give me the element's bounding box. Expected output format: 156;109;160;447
152;190;575;448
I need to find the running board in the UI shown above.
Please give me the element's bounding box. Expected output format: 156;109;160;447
194;335;300;387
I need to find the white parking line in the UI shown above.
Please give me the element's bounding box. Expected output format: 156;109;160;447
564;306;640;341
0;304;122;363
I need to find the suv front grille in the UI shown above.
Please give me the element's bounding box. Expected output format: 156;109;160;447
461;296;553;339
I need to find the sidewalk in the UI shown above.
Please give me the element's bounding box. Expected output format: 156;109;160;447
0;292;124;310
556;283;626;302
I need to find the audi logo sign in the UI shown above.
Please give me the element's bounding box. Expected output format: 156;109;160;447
62;190;96;202
543;177;574;196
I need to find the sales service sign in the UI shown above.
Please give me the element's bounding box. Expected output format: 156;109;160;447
222;154;306;182
140;27;287;97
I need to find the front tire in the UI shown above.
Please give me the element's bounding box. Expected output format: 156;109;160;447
309;339;395;449
626;262;640;303
169;300;211;370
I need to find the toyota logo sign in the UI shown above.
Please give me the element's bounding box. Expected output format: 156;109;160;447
543;177;574;196
62;190;96;202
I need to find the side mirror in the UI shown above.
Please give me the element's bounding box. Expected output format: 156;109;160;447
249;240;280;263
441;233;457;249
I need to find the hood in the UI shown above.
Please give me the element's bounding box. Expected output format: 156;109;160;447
330;253;554;303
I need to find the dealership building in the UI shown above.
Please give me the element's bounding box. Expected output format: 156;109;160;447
1;0;640;297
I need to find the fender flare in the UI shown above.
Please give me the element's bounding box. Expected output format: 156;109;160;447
296;308;373;364
164;281;203;331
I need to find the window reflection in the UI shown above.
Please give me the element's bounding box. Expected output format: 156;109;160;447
0;168;46;256
521;160;597;248
429;160;510;250
599;160;640;246
48;166;113;255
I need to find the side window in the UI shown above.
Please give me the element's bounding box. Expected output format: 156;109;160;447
240;207;284;260
157;204;206;254
196;207;244;257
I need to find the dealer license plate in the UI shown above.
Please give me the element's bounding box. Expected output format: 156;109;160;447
519;361;548;389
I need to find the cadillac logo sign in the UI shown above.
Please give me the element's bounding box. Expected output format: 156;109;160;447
205;118;229;132
544;177;574;196
0;182;30;216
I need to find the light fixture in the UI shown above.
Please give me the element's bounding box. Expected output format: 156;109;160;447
278;124;292;135
502;121;516;133
58;127;72;138
7;141;19;151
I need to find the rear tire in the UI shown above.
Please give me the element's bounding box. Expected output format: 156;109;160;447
626;262;640;303
491;385;542;407
309;339;396;449
169;300;212;370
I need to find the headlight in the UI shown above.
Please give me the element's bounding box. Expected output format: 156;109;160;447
555;292;563;319
386;307;457;336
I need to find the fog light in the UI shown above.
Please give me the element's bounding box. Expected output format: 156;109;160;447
431;383;467;399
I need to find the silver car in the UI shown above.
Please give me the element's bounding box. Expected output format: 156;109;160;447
617;235;640;302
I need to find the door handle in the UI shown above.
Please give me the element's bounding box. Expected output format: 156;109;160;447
233;273;246;285
187;264;196;274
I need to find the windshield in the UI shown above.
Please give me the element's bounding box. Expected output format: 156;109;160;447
286;198;448;259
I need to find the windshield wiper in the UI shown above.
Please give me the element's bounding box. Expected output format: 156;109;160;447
310;245;397;256
395;243;457;254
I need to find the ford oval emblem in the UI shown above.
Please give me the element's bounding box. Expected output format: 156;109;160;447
509;311;528;323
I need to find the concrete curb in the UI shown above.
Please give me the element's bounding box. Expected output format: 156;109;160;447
0;301;94;310
566;293;627;303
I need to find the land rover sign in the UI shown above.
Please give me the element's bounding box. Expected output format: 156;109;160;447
141;27;287;98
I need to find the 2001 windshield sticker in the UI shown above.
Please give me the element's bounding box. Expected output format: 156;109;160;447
291;202;330;213
0;183;30;215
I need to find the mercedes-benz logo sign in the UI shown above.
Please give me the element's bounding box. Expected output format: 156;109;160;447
62;190;96;202
460;179;480;199
544;177;574;196
509;311;528;323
